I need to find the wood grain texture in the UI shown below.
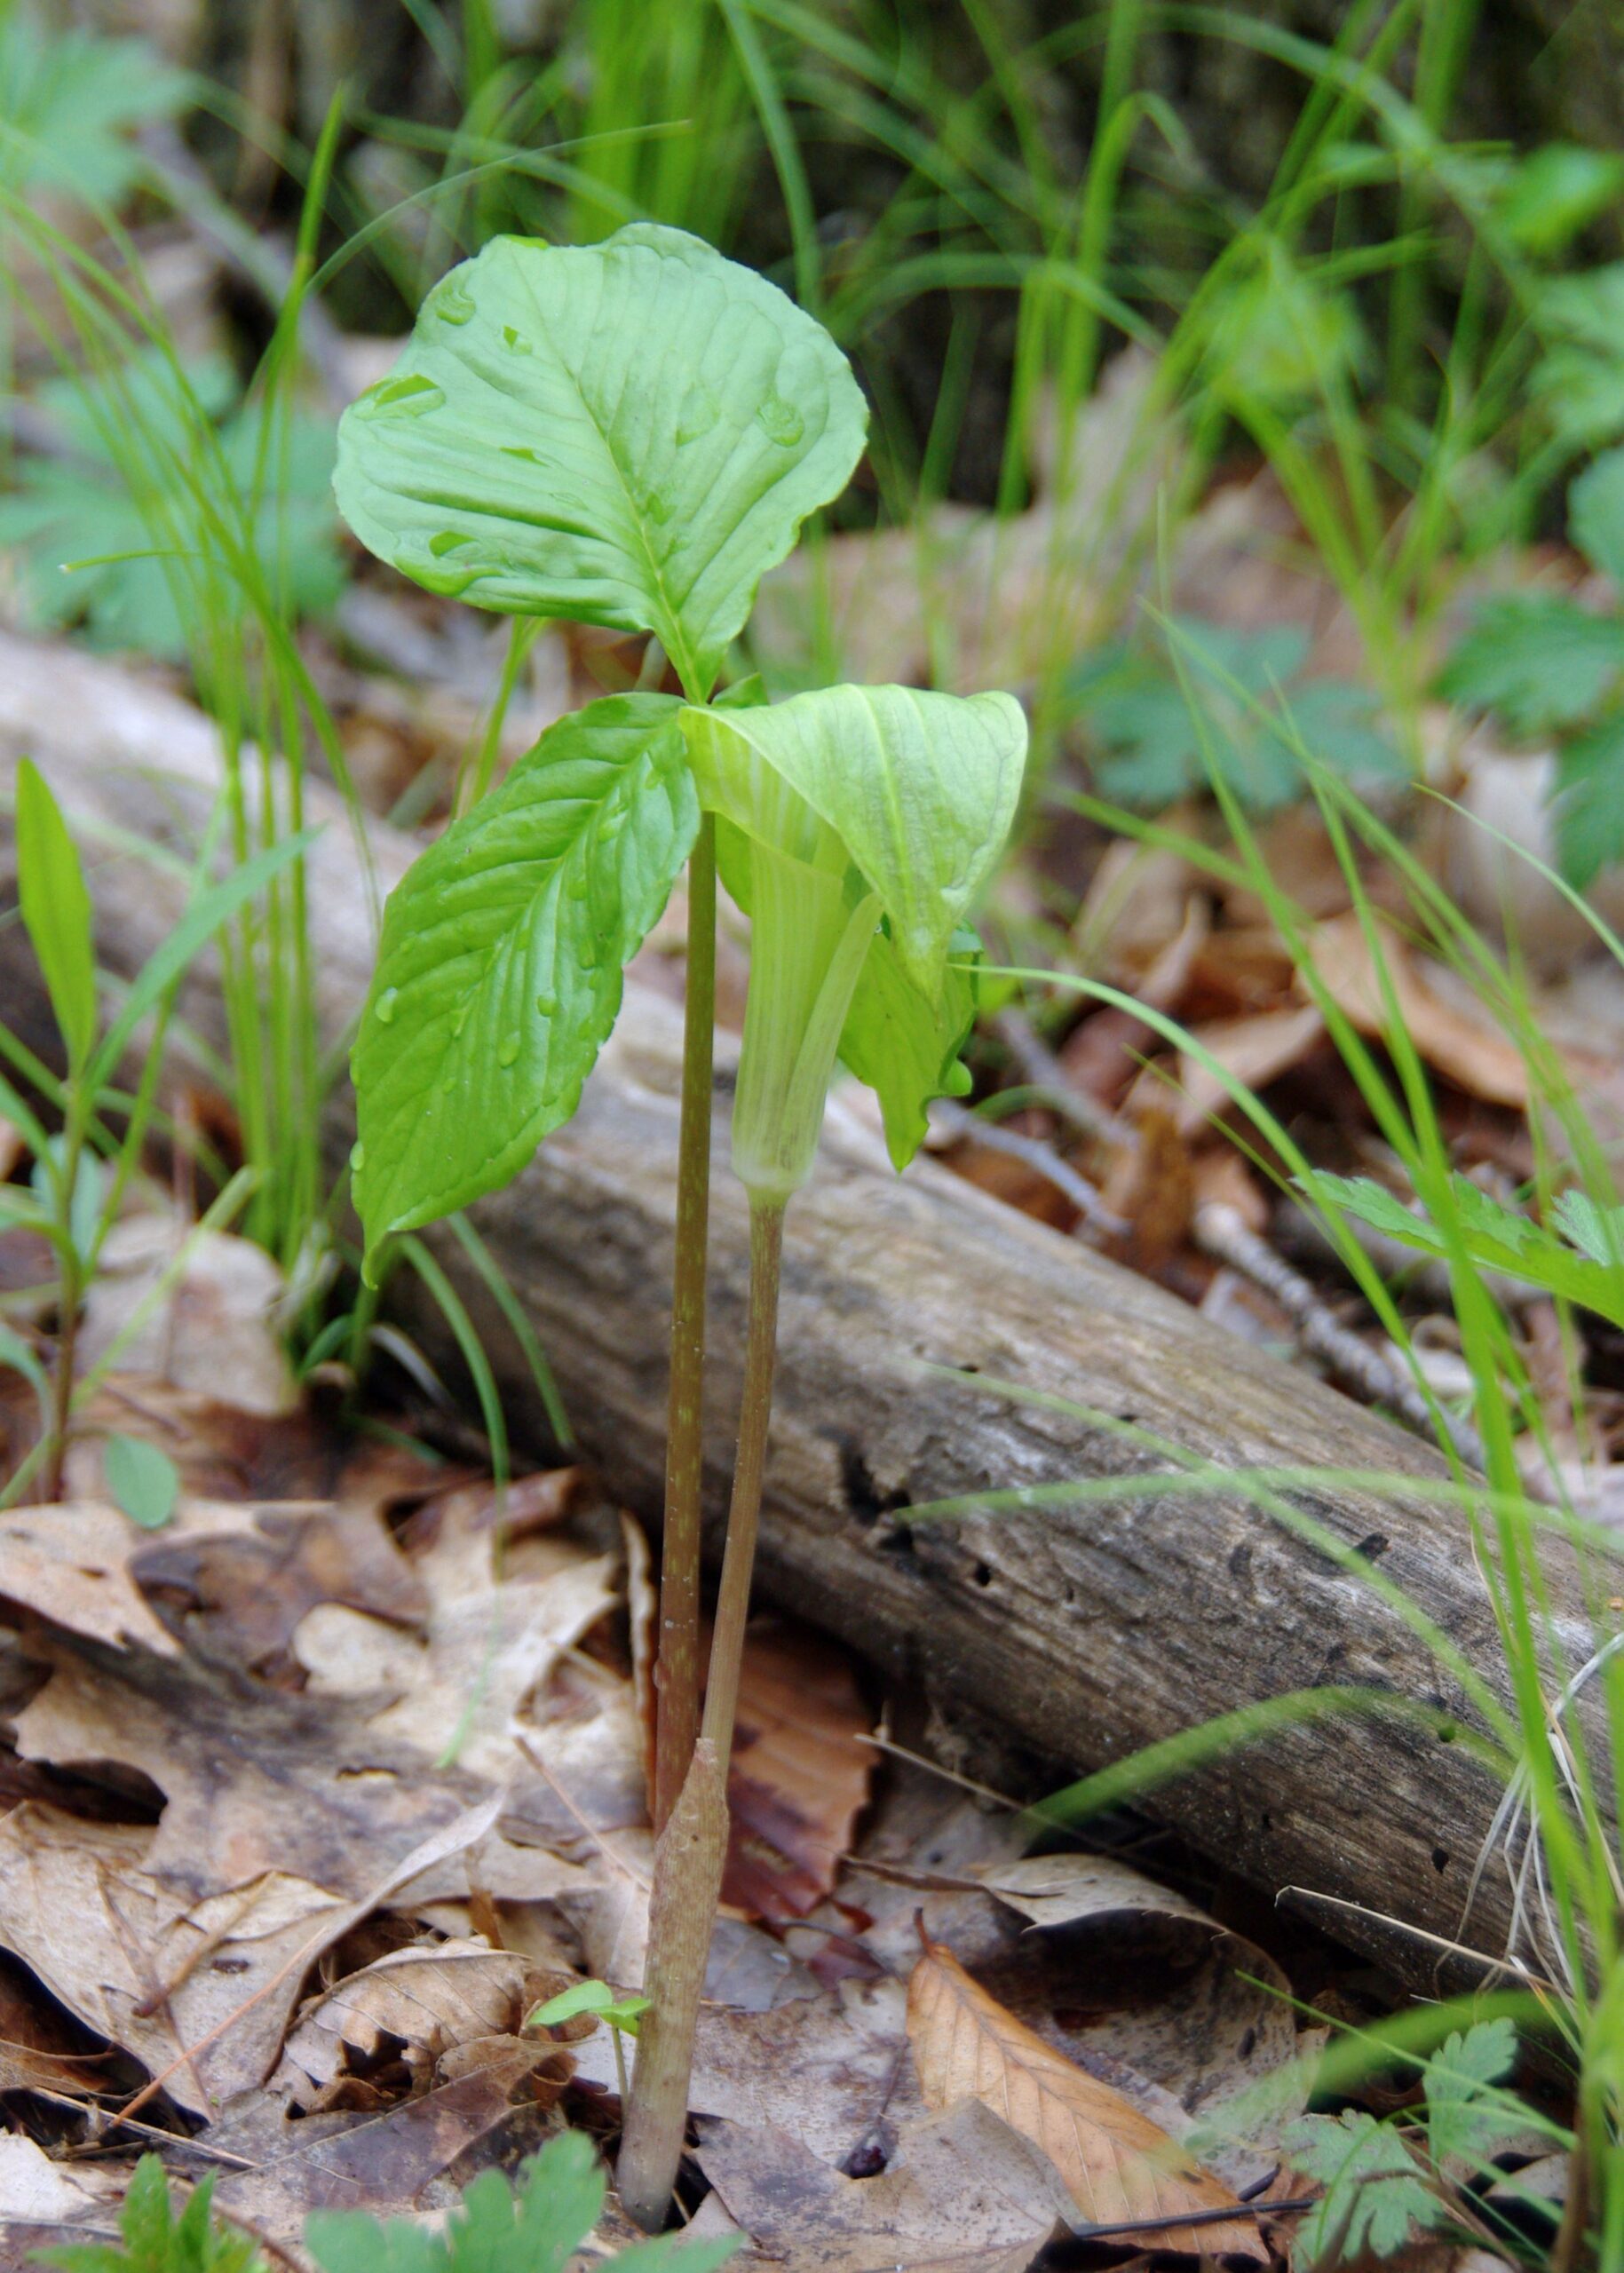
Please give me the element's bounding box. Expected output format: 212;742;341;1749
0;629;1598;1993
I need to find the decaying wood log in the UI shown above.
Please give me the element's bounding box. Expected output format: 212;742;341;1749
0;629;1604;1995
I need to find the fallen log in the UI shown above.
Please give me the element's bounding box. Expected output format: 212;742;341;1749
0;628;1602;1994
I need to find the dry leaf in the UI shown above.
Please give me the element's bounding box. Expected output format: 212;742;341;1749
0;1804;348;2111
0;2133;109;2222
725;1620;874;1922
970;1852;1317;2187
581;1980;910;2167
131;1498;429;1671
1153;1002;1327;1134
12;1635;487;1905
0;1501;179;1657
210;2063;531;2261
1307;913;1533;1108
697;2100;1070;2273
277;1936;564;2111
295;1471;611;1790
907;1936;1262;2258
77;1218;297;1417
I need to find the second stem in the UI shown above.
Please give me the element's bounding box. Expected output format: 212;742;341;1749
619;1196;786;2230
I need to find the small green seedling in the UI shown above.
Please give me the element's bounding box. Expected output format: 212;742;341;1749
35;2153;264;2273
305;2127;736;2273
4;758;313;1506
527;1976;652;2103
333;221;1026;2227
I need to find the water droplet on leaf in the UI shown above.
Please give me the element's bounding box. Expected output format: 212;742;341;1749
360;373;444;420
535;991;558;1017
756;394;804;447
350;1142;366;1173
375;986;399;1025
433;275;476;325
497;1034;520;1068
676;383;720;445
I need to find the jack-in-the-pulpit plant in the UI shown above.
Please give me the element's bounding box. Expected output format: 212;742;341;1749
332;222;1027;2230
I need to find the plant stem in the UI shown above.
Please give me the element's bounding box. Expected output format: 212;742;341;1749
620;1197;786;2230
653;813;717;1834
699;1200;784;1762
43;1111;87;1502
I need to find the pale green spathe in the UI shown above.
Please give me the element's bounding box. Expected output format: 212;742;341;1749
681;685;1026;999
681;685;1026;1192
334;226;867;699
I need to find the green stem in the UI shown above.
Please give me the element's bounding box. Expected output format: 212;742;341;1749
43;1105;88;1503
620;1197;786;2230
653;814;717;1834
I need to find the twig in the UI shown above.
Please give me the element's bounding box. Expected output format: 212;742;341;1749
928;1099;1127;1238
1194;1200;1491;1475
992;1009;1137;1150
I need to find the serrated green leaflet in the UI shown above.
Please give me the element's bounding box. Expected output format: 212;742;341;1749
681;685;1026;1000
334;225;867;698
841;924;978;1170
305;2129;738;2273
352;694;696;1272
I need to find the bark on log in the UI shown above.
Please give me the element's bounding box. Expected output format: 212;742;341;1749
0;629;1601;1994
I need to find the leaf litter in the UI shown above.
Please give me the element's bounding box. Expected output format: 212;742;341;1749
0;1344;1327;2271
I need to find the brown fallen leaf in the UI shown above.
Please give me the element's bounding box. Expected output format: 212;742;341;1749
76;1217;298;1417
907;1936;1263;2258
724;1620;874;1922
0;1804;348;2112
1306;912;1532;1108
276;1936;566;2111
1151;1002;1327;1134
580;1980;909;2167
131;1498;428;1672
12;1635;486;1905
210;2063;536;2262
697;2100;1070;2273
970;1852;1318;2189
0;1501;179;1657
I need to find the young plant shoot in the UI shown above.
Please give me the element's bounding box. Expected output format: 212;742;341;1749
331;222;1027;2229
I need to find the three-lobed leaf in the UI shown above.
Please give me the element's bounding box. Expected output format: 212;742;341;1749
334;225;867;699
16;756;97;1070
351;694;697;1271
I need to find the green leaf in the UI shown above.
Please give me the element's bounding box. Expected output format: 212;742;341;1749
1312;1170;1624;1328
334;226;867;699
1436;594;1624;735
1553;1189;1624;1267
16;756;97;1070
1422;2020;1522;2171
351;694;697;1271
1554;709;1624;885
103;1433;180;1530
1568;447;1624;590
527;1978;652;2033
681;685;1026;999
1529;265;1624;446
1283;2111;1445;2261
840;923;978;1170
305;2129;738;2273
1495;146;1624;257
38;2154;265;2273
0;18;187;207
0;352;342;661
1075;620;1402;813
